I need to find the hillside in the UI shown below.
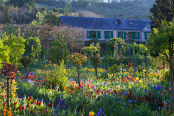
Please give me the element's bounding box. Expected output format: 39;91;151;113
35;0;156;20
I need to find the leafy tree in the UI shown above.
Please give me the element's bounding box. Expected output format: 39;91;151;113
2;33;26;67
81;43;100;67
43;10;59;26
67;53;87;86
0;39;10;68
148;0;174;29
147;20;174;107
8;0;35;8
31;11;46;25
24;36;41;60
64;1;72;12
51;26;84;61
3;23;16;37
48;40;69;64
91;53;101;79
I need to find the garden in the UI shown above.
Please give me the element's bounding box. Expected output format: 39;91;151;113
0;21;174;116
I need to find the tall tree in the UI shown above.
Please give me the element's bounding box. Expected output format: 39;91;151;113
148;0;174;29
147;20;174;108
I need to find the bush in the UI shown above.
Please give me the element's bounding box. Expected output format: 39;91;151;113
108;64;117;72
45;60;68;90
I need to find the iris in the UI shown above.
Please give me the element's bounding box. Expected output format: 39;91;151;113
97;109;105;116
127;100;132;103
123;91;128;95
147;84;151;87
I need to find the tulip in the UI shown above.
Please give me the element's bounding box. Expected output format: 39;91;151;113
89;111;95;116
149;92;152;96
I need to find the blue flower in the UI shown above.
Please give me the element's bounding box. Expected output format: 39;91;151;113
147;84;151;87
81;86;84;88
22;71;27;74
127;100;132;103
104;82;107;84
97;109;105;116
94;87;96;90
123;91;128;95
158;107;161;109
156;85;163;90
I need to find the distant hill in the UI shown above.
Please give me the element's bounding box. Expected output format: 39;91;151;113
35;0;155;20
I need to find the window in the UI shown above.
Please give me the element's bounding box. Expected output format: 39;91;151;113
118;31;126;39
87;31;100;39
132;32;139;39
145;32;150;40
105;31;113;39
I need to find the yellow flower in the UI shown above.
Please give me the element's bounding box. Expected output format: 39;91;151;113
116;85;120;89
136;78;139;81
139;80;143;83
89;111;96;116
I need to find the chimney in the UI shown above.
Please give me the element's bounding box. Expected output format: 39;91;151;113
127;17;131;19
119;15;123;22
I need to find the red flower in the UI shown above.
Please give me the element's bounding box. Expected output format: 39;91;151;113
149;92;152;96
145;89;146;92
14;102;17;106
22;106;25;109
113;78;115;80
164;90;166;93
3;102;6;106
46;110;48;113
27;103;29;107
19;106;22;110
130;91;132;95
129;89;131;91
50;85;52;87
37;80;40;82
31;101;34;104
97;90;100;93
38;76;39;78
134;96;137;99
48;103;52;107
42;79;43;81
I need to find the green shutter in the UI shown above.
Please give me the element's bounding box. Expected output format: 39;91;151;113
118;31;120;38
111;31;113;38
97;31;100;39
145;32;147;40
87;31;90;39
132;32;134;39
124;32;126;39
138;32;139;40
105;31;107;39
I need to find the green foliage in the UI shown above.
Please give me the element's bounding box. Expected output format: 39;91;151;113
64;1;72;12
108;64;117;72
0;39;10;68
31;11;46;25
8;0;35;8
148;0;174;29
163;70;170;82
3;23;16;36
91;53;101;66
43;10;59;26
20;56;32;68
81;43;100;57
147;20;174;61
48;40;69;64
24;36;41;60
126;42;147;54
45;60;68;90
67;53;87;69
2;33;26;67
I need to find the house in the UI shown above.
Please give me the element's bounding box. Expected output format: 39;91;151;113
57;15;151;53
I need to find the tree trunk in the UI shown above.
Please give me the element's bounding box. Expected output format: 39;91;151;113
169;39;174;108
94;64;98;79
77;68;80;87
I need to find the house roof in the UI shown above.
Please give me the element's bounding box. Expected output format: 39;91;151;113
57;16;151;30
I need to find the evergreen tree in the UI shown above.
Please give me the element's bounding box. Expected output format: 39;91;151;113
148;0;174;29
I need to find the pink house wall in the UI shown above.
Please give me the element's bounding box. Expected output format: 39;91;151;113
84;30;87;38
101;31;104;39
139;32;142;40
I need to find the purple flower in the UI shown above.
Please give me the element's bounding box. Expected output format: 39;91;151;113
156;85;163;90
104;82;107;84
29;72;35;75
97;109;105;116
123;91;127;95
22;71;27;74
147;84;151;87
94;87;96;90
69;78;73;81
